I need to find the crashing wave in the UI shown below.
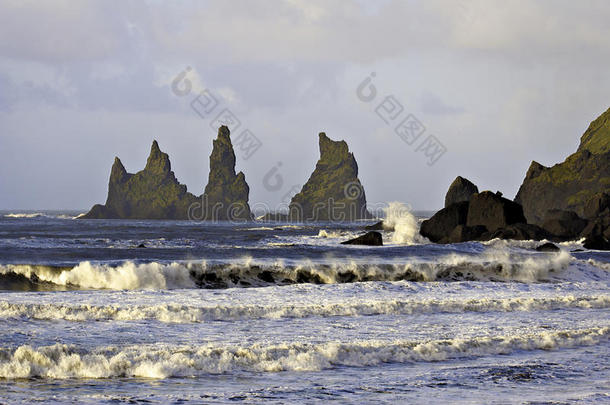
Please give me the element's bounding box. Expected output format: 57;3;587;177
0;250;577;290
383;202;428;244
0;295;607;323
3;212;77;219
0;327;606;378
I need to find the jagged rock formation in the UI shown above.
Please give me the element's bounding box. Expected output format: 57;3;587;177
420;191;546;243
420;201;470;243
341;231;383;246
82;126;252;220
200;126;251;221
445;176;478;207
289;132;372;221
515;107;610;223
82;141;198;219
466;191;526;233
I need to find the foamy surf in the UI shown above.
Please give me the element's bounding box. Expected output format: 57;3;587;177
0;249;579;290
1;295;607;323
0;262;196;290
0;327;606;379
3;212;77;219
383;202;429;245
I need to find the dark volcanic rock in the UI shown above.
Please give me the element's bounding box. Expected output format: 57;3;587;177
364;221;384;230
446;225;487;244
541;210;587;239
583;236;610;250
466;191;527;233
201;126;251;221
81;141;199;219
420;189;548;243
289;133;372;221
444;176;479;208
536;242;560;252
420;201;469;243
580;214;610;250
515;107;610;223
341;231;383;246
82;126;252;220
583;192;610;220
485;223;549;241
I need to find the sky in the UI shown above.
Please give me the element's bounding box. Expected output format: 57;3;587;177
1;0;609;211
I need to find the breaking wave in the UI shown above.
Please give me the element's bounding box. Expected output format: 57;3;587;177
1;295;607;323
0;262;196;290
0;327;606;379
383;202;428;244
3;213;76;219
0;250;577;290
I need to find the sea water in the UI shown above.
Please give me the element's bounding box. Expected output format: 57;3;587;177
0;210;608;404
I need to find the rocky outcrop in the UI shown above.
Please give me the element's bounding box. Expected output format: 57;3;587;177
580;193;610;250
445;176;478;207
446;224;487;244
201;126;251;221
420;201;469;243
541;210;587;239
536;242;560;252
82;126;252;220
486;223;549;241
583;192;610;220
515;107;610;223
81;141;198;219
365;221;385;231
466;191;526;232
289;132;372;221
341;231;383;246
420;191;544;243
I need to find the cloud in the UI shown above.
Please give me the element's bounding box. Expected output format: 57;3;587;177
1;0;610;209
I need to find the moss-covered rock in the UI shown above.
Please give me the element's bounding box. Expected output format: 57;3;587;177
578;107;610;155
201;126;251;221
515;107;610;223
81;141;199;219
81;127;252;220
289;132;372;221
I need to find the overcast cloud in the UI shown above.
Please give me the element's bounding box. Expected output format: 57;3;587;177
1;0;609;211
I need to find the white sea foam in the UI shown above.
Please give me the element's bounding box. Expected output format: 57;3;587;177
383;202;428;244
3;212;76;219
0;248;578;290
4;213;46;218
0;295;607;323
317;230;345;238
0;327;606;378
0;262;195;290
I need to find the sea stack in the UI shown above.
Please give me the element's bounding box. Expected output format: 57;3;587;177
81;126;252;220
515;107;610;223
289;132;372;221
81;141;198;219
201;126;251;221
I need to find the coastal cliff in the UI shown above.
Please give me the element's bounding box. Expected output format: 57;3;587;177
515;107;610;223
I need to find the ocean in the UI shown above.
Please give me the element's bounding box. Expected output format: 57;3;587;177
0;209;608;404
